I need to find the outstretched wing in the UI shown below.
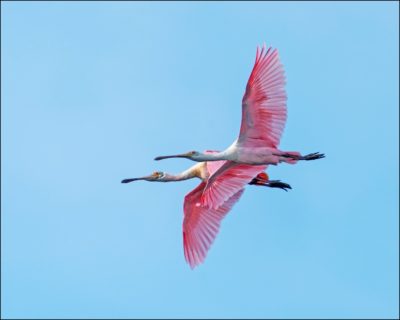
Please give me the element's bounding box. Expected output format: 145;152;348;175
183;182;244;269
239;44;287;148
201;161;267;210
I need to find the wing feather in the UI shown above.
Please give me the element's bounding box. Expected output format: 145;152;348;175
239;45;287;148
201;161;267;210
183;182;244;269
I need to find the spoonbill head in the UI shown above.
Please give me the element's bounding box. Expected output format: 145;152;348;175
121;171;168;183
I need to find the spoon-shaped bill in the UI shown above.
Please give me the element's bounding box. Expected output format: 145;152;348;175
121;176;150;183
154;153;188;161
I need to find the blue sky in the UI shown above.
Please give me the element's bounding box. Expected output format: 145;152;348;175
1;1;399;318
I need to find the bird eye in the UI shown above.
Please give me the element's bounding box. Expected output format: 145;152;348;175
153;171;164;178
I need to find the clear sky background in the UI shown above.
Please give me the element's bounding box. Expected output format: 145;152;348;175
2;1;399;319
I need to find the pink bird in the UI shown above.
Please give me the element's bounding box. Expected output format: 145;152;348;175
155;44;324;209
122;151;291;268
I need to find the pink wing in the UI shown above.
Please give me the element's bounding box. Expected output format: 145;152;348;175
239;44;287;148
199;45;284;210
201;161;267;210
183;182;244;269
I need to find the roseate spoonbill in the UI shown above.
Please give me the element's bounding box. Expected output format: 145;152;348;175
155;44;324;209
122;152;291;268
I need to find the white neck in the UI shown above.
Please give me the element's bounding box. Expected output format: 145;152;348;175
163;168;199;182
196;150;233;162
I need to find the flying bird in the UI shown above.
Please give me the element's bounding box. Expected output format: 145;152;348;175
155;44;324;209
122;151;291;268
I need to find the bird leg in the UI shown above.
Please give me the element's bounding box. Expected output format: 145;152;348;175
249;177;292;191
280;152;325;161
264;180;292;191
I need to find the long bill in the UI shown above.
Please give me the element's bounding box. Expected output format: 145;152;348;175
154;153;188;161
121;176;151;183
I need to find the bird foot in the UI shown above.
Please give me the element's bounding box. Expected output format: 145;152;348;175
265;180;292;192
251;178;292;191
300;152;325;161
